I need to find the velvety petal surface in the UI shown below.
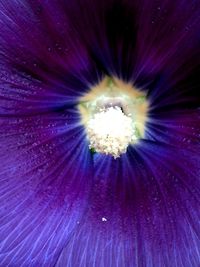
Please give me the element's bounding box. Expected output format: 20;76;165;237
0;110;94;266
0;0;200;267
56;144;200;267
0;1;96;266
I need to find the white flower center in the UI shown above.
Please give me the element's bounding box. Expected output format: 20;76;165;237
86;106;137;158
78;76;149;159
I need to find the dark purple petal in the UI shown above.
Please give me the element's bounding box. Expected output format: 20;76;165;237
0;0;200;266
0;0;101;113
0;109;93;266
55;142;200;267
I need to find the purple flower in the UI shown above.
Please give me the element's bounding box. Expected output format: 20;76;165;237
0;0;200;266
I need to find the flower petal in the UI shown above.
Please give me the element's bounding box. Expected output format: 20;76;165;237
0;0;200;266
56;142;200;267
0;108;93;266
0;0;101;111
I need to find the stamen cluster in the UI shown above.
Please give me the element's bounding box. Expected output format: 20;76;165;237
86;106;137;158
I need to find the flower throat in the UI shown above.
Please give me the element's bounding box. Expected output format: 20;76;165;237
78;77;149;158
